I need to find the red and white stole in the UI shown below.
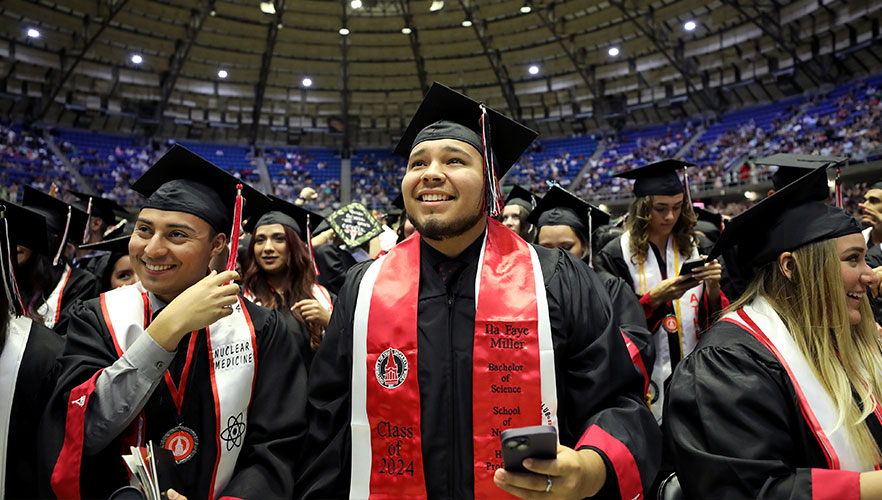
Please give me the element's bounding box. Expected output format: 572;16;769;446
350;219;557;499
100;282;258;498
722;297;878;472
37;264;72;329
0;316;31;497
620;230;702;422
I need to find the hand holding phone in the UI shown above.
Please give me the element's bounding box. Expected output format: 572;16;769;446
500;425;557;472
678;257;707;283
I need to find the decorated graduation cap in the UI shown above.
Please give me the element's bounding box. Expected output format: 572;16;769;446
755;153;844;203
22;186;90;266
614;159;696;198
393;82;538;216
131;144;270;274
708;164;860;280
505;185;538;212
0;202;49;315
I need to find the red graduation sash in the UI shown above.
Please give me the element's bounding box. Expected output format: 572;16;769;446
350;219;557;499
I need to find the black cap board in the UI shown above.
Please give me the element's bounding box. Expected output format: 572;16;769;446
68;190;126;224
708;164;860;279
391;193;404;211
22;186;89;246
79;234;131;254
131;144;269;235
1;201;49;255
614;159;694;197
244;195;325;240
754;153;845;192
505;185;538;212
526;185;610;232
871;181;882;191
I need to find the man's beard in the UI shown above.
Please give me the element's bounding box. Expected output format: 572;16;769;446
408;208;485;241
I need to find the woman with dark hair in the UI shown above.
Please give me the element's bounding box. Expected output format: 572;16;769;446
665;164;882;499
19;186;98;333
594;160;724;423
77;234;137;293
243;196;333;354
0;202;64;498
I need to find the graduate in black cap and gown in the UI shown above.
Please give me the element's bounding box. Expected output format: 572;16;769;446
664;165;882;499
68;190;128;276
42;145;310;500
594;159;725;423
527;184;655;400
242;195;333;357
502;185;538;242
0;202;65;499
77;234;138;294
299;83;660;499
20;186;98;333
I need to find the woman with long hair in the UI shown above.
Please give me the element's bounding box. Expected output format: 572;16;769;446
594;160;724;422
664;164;882;499
19;186;98;333
243;196;333;354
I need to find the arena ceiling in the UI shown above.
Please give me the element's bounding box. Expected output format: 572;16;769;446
1;0;881;148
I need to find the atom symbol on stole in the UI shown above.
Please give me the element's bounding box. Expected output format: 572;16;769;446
220;412;246;451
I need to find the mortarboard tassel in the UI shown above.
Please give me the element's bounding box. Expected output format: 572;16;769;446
835;168;843;209
52;206;72;267
479;104;504;217
103;218;127;238
682;167;693;206
307;214;320;276
0;208;26;316
82;196;92;244
588;207;594;268
225;184;244;276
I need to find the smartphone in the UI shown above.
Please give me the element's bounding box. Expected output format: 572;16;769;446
678;257;706;281
500;425;557;472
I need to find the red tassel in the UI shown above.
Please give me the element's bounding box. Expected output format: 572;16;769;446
307;214;320;276
224;184;244;279
835;168;843;208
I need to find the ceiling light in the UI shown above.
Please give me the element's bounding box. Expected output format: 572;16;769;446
218;69;228;79
608;46;620;57
684;20;697;31
528;65;539;75
401;27;412;34
130;54;143;64
210;9;216;16
461;20;472;27
744;191;757;200
520;5;531;13
598;204;608;212
27;28;40;38
259;2;276;14
351;0;362;8
277;23;283;29
339;27;350;35
302;77;313;87
429;0;444;12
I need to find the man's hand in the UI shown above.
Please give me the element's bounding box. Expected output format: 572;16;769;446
147;270;240;351
493;446;607;499
165;489;187;500
859;201;882;229
292;299;332;329
869;266;882;298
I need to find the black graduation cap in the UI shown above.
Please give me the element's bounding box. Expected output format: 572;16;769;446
754;153;845;192
391;193;404;211
871;180;882;191
693;206;724;243
78;234;131;255
68;190;126;225
394;82;538;215
526;185;610;234
131;144;269;235
243;195;324;240
1;201;49;255
708;164;860;279
22;186;90;265
505;185;538;212
614;159;695;198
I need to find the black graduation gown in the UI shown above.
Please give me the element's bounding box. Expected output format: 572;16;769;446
40;297;310;499
5;320;64;499
314;244;357;296
298;237;661;499
663;319;882;499
50;266;99;335
596;270;656;385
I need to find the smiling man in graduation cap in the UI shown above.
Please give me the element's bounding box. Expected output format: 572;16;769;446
42;145;310;500
299;83;660;499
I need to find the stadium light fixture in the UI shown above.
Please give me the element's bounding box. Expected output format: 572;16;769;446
351;0;362;8
27;28;40;38
210;9;217;16
259;2;275;14
131;54;143;64
744;191;757;200
608;46;620;57
302;77;313;87
462;20;472;27
520;5;531;13
339;27;350;35
429;1;444;12
684;20;697;31
401;27;412;34
528;65;540;75
217;69;228;79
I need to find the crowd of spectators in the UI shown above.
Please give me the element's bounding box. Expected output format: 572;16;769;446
264;147;340;211
0;124;77;203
